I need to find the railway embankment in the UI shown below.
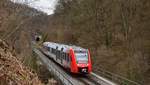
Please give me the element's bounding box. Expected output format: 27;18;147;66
0;38;57;85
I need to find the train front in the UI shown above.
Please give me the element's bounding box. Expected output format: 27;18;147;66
73;50;92;74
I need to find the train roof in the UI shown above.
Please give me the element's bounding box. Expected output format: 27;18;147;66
43;42;87;52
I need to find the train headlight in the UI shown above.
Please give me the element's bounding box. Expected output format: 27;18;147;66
82;68;87;72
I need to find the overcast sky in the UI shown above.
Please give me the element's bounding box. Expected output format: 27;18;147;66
11;0;58;15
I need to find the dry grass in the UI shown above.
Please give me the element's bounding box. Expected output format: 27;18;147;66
0;39;42;85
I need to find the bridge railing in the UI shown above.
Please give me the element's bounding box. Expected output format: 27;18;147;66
33;49;75;85
93;67;142;85
52;65;74;85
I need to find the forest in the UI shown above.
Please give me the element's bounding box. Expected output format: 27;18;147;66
44;0;150;84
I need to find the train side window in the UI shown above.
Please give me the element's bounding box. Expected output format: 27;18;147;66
67;57;69;62
52;48;53;53
63;52;65;59
57;51;59;59
65;53;67;61
53;48;55;53
60;51;61;59
46;47;48;50
48;47;50;51
62;53;64;59
64;53;66;60
59;51;60;57
61;52;63;59
56;50;59;57
59;51;61;59
64;53;65;60
53;48;55;54
56;46;58;49
55;49;57;55
66;54;67;60
57;50;58;58
61;48;64;51
66;56;68;62
54;49;56;54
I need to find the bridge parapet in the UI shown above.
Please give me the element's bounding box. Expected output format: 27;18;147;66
93;67;142;85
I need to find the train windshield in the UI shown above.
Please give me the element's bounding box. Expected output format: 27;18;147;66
75;52;88;63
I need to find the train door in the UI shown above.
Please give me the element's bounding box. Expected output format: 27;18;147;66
60;48;64;64
60;51;63;64
67;53;71;68
56;46;58;60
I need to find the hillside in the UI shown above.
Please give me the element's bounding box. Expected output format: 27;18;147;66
0;39;41;85
0;0;57;84
0;0;47;56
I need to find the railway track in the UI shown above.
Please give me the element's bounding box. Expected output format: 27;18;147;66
77;75;101;85
33;48;117;85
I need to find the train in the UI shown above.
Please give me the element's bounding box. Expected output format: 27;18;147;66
41;42;92;74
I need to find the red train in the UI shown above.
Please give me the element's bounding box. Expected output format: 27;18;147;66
41;42;92;74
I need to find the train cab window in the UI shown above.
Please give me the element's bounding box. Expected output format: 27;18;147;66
75;51;88;64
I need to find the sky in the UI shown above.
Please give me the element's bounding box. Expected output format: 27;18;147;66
10;0;58;15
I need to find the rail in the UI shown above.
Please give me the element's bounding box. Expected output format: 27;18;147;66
93;67;141;85
91;72;116;85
